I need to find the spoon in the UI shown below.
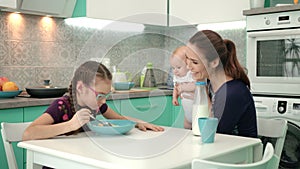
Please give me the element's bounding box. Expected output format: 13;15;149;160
89;114;112;127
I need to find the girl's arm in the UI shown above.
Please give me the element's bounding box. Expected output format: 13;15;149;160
22;108;91;140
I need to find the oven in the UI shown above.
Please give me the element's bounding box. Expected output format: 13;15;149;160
254;95;300;168
246;10;300;96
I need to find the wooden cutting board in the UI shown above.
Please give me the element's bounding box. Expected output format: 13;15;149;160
114;88;154;93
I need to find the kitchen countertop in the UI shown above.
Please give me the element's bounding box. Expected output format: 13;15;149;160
0;89;173;109
243;4;300;16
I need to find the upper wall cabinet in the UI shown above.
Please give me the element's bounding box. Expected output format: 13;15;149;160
72;0;250;26
0;0;76;18
73;0;168;26
169;0;250;26
0;0;16;8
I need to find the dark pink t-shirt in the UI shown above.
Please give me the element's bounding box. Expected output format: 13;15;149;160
45;95;108;124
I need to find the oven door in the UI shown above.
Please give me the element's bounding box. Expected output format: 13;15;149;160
247;29;300;95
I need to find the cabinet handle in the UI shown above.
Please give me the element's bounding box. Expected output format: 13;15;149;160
135;104;158;111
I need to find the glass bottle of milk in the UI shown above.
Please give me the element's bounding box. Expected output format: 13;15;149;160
192;81;209;136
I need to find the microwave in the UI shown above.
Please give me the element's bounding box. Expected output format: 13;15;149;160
246;10;300;96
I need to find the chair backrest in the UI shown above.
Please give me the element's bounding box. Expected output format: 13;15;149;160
257;118;288;158
192;142;276;169
1;122;31;169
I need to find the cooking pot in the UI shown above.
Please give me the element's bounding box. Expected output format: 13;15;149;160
26;86;68;98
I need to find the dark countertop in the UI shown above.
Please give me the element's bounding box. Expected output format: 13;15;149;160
243;4;300;16
0;89;173;109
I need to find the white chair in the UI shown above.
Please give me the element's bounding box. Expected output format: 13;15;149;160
192;142;277;169
257;118;288;157
1;122;31;169
257;118;288;168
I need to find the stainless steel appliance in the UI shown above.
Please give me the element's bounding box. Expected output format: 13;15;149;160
254;95;300;168
246;10;300;96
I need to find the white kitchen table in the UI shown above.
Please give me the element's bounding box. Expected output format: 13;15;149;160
18;127;262;169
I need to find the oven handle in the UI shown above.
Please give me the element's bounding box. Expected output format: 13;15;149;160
248;29;300;38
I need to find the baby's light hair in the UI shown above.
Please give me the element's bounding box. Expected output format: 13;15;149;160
171;46;188;61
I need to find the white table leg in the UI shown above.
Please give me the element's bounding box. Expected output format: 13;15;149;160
26;150;34;169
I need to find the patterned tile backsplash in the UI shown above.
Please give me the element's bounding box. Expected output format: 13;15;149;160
0;11;246;90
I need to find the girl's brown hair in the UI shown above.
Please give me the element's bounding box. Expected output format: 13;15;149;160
67;61;112;134
189;30;250;88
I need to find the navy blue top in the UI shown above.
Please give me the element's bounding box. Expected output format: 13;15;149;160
210;80;257;138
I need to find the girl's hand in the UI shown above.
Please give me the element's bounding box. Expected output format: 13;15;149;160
136;122;164;132
69;108;91;130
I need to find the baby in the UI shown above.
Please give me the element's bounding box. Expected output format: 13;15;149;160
170;46;196;129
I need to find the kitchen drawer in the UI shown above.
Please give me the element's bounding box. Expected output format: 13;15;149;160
120;96;172;126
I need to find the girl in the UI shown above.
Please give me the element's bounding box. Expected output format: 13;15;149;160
186;30;257;138
23;61;164;141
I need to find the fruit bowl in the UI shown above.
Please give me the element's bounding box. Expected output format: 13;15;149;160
0;90;22;98
113;82;135;90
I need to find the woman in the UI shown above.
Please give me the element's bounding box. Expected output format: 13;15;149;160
23;61;164;141
186;30;257;138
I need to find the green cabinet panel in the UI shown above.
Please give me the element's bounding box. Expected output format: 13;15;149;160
96;100;121;120
171;100;185;129
106;100;121;113
23;106;48;122
0;108;24;169
72;0;86;17
120;96;172;126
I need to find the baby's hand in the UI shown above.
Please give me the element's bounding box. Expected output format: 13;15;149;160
177;85;183;94
172;99;179;106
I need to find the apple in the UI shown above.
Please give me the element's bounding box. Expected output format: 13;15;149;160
0;77;9;91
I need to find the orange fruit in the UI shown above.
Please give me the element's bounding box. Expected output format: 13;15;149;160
2;81;19;91
0;76;9;91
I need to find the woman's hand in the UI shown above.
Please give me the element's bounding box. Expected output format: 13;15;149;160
69;108;91;130
135;122;164;132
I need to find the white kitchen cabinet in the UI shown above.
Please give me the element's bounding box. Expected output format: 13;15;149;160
169;0;250;25
73;0;250;26
0;0;16;8
85;0;168;26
